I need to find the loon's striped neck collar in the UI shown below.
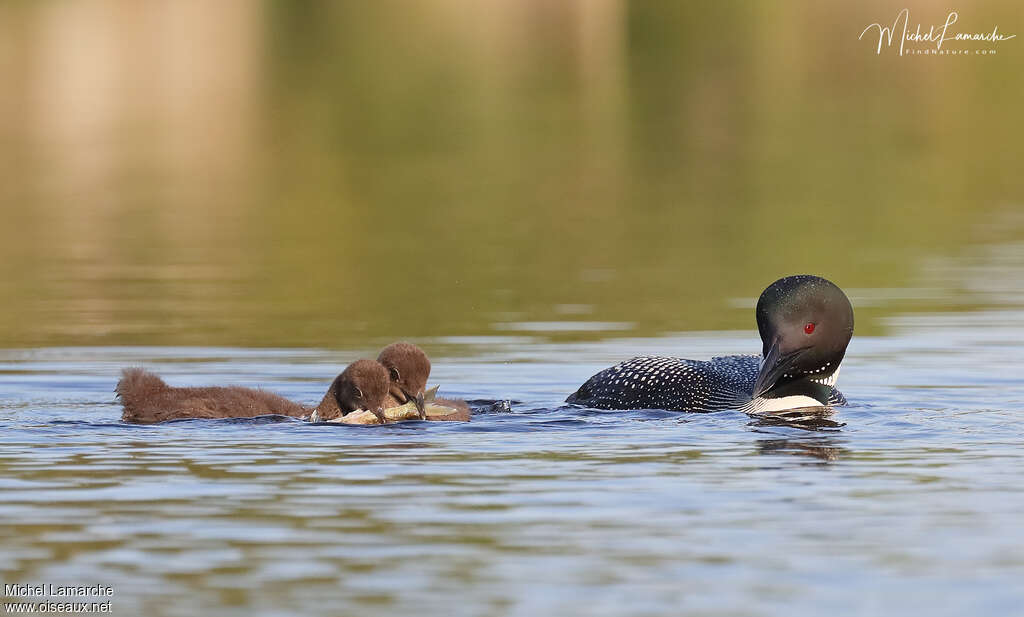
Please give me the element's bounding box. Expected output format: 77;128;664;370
743;364;842;413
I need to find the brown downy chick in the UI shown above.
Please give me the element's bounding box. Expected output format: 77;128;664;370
117;359;389;424
117;369;307;424
377;342;471;421
377;342;431;419
309;359;389;422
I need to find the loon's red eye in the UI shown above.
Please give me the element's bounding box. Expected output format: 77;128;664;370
804;322;816;334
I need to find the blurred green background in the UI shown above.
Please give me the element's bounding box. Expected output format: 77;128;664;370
0;0;1021;349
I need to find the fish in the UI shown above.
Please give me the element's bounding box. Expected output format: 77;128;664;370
309;386;465;424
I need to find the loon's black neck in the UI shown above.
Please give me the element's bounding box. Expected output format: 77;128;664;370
757;376;832;405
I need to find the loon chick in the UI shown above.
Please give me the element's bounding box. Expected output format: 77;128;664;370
118;359;389;424
378;342;431;419
566;275;854;413
377;342;472;421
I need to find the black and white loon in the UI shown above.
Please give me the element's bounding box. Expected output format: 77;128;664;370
566;275;854;413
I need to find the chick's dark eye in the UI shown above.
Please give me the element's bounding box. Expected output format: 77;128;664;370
804;322;816;334
354;387;363;400
389;368;400;382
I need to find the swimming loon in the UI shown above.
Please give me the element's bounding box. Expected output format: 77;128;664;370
378;342;431;419
118;359;390;424
566;275;854;413
377;342;472;421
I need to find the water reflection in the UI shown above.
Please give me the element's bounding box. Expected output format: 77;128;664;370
0;1;1022;348
755;438;847;463
748;408;846;431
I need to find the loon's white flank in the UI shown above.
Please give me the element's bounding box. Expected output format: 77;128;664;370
743;394;824;413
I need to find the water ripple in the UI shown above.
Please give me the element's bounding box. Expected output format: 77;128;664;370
1;328;1024;616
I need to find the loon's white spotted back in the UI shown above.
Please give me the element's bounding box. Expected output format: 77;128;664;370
567;354;845;412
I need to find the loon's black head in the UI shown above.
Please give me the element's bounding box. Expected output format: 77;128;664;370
752;275;854;402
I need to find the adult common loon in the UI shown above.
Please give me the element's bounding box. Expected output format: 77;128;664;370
566;275;854;413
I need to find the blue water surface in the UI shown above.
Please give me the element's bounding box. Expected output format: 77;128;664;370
1;314;1023;617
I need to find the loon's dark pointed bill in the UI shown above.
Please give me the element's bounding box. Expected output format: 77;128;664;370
410;389;426;420
389;383;408;404
394;384;426;419
752;339;809;398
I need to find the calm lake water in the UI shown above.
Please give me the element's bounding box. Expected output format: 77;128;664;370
2;1;1024;615
2;315;1024;616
